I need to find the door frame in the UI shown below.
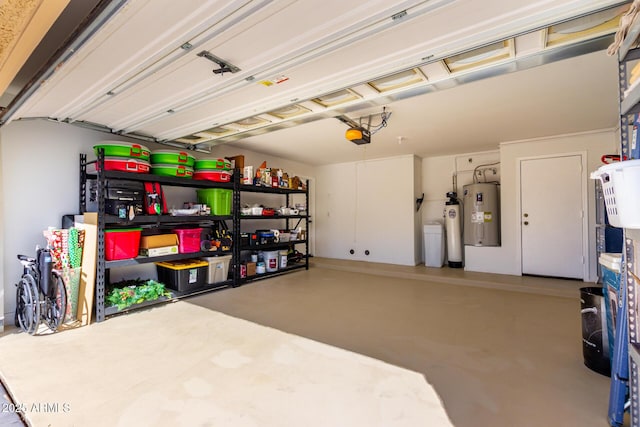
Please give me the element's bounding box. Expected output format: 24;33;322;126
516;151;589;280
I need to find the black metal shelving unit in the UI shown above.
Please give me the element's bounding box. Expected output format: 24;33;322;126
615;26;640;427
237;179;310;281
79;154;311;322
240;264;308;284
80;151;237;322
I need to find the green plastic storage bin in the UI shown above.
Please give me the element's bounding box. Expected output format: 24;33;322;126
150;150;195;167
93;142;150;161
194;158;231;171
196;189;232;215
150;164;194;178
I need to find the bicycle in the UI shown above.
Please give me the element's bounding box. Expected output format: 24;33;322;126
15;248;67;334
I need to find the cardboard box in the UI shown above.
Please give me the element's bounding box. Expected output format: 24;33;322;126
246;261;256;277
140;234;179;257
228;155;245;169
242;166;254;184
292;176;301;190
141;246;179;257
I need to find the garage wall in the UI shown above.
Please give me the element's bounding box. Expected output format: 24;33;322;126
493;129;617;280
420;129;616;279
1;120;122;324
421;150;500;226
0;119;315;323
315;154;420;265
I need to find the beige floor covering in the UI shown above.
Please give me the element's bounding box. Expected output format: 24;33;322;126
0;295;453;426
0;260;616;426
190;261;615;427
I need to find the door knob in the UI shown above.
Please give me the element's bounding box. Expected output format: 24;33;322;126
364;250;370;256
523;213;529;218
524;221;529;226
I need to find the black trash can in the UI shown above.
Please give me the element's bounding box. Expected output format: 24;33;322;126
580;287;611;377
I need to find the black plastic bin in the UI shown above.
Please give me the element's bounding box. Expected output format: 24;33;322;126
580;287;611;376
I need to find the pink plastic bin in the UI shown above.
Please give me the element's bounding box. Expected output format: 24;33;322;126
174;228;203;253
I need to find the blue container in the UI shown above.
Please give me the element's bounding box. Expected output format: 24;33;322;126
601;262;621;366
632;113;640;159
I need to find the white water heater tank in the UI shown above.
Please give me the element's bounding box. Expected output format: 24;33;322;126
463;183;500;246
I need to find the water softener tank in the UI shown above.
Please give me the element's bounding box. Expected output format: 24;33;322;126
463;183;500;246
444;192;463;268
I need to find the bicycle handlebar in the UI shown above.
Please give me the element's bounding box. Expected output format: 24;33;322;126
17;254;36;263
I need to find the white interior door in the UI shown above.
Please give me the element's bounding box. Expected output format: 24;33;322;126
520;155;585;279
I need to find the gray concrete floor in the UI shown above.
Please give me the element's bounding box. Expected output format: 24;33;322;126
0;258;625;426
0;380;25;426
189;259;621;427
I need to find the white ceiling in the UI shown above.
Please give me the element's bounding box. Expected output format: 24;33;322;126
226;50;619;165
0;0;625;165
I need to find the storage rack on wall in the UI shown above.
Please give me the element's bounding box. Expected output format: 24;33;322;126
237;181;310;285
616;23;640;427
79;152;310;322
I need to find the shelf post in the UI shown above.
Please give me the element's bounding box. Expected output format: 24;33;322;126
96;149;106;322
232;168;241;287
79;153;87;213
305;179;309;270
619;57;630;159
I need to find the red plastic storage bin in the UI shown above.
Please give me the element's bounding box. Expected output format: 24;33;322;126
174;228;203;253
193;170;232;182
105;228;142;260
100;157;150;173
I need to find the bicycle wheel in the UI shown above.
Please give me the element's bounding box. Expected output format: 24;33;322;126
16;274;40;335
45;271;67;331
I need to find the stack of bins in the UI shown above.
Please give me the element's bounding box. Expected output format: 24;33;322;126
193;158;233;182
149;149;195;178
93;141;151;173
